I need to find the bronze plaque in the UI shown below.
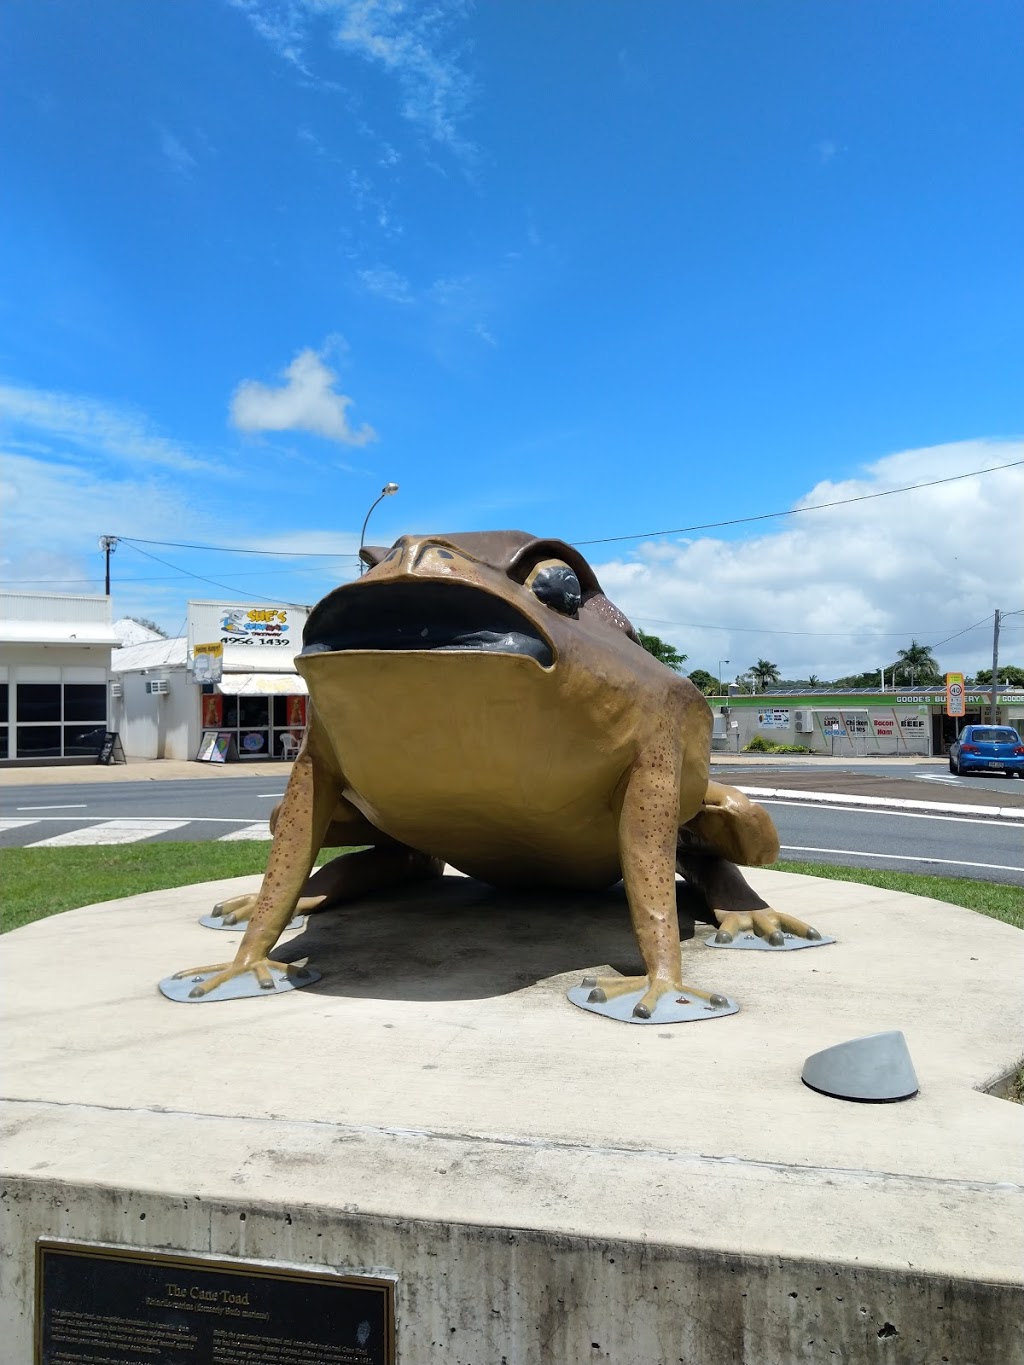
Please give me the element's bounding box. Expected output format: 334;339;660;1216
35;1240;395;1364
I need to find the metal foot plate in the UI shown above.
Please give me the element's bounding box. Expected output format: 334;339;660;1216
566;984;738;1024
705;932;836;951
158;965;321;1003
198;913;306;932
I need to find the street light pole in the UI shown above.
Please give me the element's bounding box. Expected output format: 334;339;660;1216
358;483;399;575
718;659;730;695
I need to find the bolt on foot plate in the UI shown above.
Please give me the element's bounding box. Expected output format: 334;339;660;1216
566;984;738;1024
159;964;321;1003
199;913;306;932
705;931;835;951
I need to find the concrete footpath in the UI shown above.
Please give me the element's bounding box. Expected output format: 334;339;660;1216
2;867;1022;1362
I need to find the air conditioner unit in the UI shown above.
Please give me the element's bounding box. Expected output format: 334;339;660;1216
146;678;169;696
794;709;815;733
109;681;123;698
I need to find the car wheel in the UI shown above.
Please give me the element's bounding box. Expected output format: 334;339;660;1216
951;755;961;775
948;756;956;773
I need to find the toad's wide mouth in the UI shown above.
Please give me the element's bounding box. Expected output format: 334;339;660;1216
299;581;554;667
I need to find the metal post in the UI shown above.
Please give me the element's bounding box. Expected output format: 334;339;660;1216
990;608;1001;724
99;536;118;595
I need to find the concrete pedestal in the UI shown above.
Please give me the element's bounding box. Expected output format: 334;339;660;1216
2;869;1022;1363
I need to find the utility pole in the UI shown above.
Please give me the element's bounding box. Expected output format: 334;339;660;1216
99;536;118;595
990;608;1001;725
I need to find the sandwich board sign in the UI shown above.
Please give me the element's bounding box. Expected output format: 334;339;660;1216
945;673;966;718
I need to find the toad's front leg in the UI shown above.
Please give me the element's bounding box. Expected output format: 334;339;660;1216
571;747;736;1024
162;746;340;1001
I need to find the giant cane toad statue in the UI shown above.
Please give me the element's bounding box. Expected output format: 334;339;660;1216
167;531;823;1021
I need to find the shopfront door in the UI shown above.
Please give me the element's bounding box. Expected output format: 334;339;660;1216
933;710;982;754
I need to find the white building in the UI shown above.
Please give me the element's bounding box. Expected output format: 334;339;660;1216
112;599;310;761
0;592;119;766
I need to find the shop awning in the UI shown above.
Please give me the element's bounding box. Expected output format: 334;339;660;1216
216;673;308;697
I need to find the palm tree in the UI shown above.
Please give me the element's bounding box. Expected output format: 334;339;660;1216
893;640;940;686
749;658;781;692
807;674;821;687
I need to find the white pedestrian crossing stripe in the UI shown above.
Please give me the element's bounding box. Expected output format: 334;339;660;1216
30;819;192;847
217;822;272;841
0;816;274;846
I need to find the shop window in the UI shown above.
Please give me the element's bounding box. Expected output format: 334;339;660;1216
272;695;290;727
239;696;270;728
223;697;240;728
64;684;107;722
0;727;7;759
239;730;269;756
17;684;61;723
0;684;8;723
17;726;63;757
64;725;107;756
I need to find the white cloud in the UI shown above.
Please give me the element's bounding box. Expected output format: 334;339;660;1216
230;347;377;446
233;1;475;157
160;130;197;176
356;265;413;302
0;381;214;473
0;451;209;627
591;440;1024;682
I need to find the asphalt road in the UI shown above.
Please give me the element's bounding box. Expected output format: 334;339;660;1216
711;760;1024;797
2;775;1021;885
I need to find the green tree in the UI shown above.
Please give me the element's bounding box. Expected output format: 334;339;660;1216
127;616;168;638
686;668;718;694
974;664;1024;687
833;670;886;688
636;629;688;671
892;639;940;685
749;658;781;692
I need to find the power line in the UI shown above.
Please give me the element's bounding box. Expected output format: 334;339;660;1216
573;458;1024;546
119;541;311;608
118;535;359;559
630;612;996;642
103;459;1024;561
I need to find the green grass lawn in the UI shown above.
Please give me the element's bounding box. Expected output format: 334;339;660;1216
0;842;345;933
2;842;1021;934
774;859;1024;929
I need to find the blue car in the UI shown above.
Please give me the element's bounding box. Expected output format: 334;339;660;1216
948;725;1024;777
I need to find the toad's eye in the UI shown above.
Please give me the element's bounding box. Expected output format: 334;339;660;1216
526;561;582;615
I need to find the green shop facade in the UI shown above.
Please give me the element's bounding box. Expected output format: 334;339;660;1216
707;687;1024;757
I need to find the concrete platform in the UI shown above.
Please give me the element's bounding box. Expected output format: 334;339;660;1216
2;869;1022;1363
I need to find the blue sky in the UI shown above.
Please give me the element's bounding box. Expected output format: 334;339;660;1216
1;0;1021;679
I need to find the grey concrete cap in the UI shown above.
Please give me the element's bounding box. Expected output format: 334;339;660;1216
802;1029;920;1102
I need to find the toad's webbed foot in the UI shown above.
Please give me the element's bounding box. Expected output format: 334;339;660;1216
161;956;318;1002
203;892;323;930
569;973;737;1024
713;907;822;946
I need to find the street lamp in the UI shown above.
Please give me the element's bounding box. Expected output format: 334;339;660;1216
359;483;399;574
718;660;730;695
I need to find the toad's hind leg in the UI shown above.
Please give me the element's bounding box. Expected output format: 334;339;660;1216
678;782;823;944
575;720;735;1023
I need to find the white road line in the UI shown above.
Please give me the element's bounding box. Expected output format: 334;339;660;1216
781;845;1024;874
758;799;1015;830
16;803;88;811
29;820;192;847
217;822;272;841
257;793;286;799
0;819;40;833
